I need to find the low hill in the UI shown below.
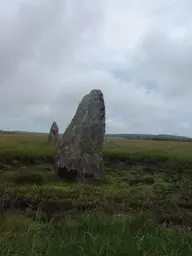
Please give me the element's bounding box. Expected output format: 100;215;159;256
106;133;192;141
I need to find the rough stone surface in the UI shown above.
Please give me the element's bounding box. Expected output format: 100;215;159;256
56;89;106;181
48;121;59;143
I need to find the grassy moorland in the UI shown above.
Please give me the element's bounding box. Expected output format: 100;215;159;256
0;133;192;255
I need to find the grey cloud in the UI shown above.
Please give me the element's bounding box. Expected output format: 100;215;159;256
0;0;104;127
0;0;63;83
0;0;103;82
0;0;192;136
130;29;192;98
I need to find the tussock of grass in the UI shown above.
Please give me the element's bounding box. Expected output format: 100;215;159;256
0;212;192;256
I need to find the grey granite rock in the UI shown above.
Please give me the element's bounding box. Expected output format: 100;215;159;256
56;89;106;181
48;121;59;143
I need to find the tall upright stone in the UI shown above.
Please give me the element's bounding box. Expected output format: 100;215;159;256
48;121;59;143
55;89;106;181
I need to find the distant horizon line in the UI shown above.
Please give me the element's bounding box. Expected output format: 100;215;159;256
0;129;191;138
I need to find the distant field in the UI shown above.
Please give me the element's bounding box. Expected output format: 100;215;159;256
0;132;192;255
1;132;192;165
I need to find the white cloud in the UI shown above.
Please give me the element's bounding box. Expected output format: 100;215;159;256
0;0;192;136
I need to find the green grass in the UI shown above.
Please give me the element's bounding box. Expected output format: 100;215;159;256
1;133;192;166
1;133;192;255
0;212;192;256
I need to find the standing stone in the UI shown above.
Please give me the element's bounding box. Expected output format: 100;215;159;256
56;89;106;181
48;121;59;144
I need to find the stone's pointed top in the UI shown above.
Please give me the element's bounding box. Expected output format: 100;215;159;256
80;89;103;101
48;121;59;144
51;121;59;131
51;121;58;127
88;89;103;101
89;89;103;95
56;89;106;182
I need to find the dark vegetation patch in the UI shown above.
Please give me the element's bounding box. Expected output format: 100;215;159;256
14;173;45;185
123;177;155;186
0;162;192;230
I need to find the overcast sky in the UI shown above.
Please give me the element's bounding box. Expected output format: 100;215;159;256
1;0;192;136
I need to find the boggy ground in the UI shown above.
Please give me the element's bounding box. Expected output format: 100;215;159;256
0;133;192;255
